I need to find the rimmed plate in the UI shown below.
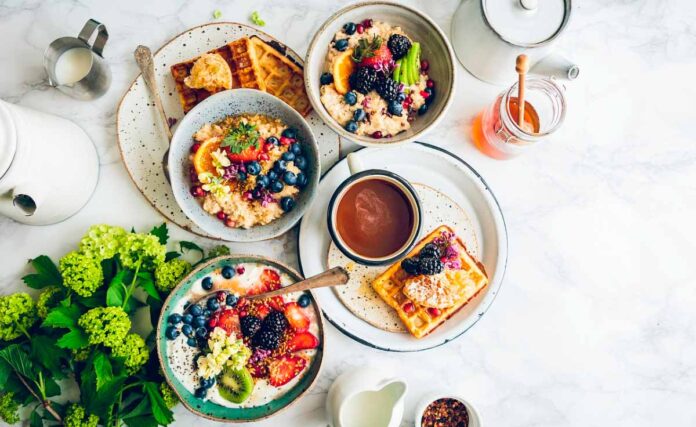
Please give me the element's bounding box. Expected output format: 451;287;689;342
117;22;340;238
297;142;507;352
156;255;324;422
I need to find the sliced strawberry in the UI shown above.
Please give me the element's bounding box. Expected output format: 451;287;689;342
261;269;281;289
360;43;393;71
217;309;240;336
248;362;268;378
284;302;310;332
268;296;285;312
267;355;307;387
226;144;261;163
256;304;271;319
286;331;319;352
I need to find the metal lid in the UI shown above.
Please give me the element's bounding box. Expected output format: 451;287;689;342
0;101;17;178
483;0;570;47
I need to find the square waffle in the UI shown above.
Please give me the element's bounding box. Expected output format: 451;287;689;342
371;225;489;338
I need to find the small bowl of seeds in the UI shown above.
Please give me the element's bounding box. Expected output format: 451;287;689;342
415;392;481;427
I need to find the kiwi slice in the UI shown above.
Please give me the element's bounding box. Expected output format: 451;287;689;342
217;366;254;404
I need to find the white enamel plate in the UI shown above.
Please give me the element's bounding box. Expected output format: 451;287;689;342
298;143;508;352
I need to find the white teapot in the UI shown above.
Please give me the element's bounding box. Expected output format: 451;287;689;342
0;99;99;225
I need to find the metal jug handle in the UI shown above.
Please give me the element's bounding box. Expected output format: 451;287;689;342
78;19;108;57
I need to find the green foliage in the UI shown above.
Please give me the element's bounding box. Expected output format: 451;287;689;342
221;122;260;153
0;392;20;424
0;293;37;341
111;334;149;374
36;287;62;318
207;245;230;258
59;251;104;298
119;233;166;271
64;403;99;427
22;256;63;289
78;307;131;348
79;224;127;261
154;259;192;292
159;382;178;410
149;223;169;245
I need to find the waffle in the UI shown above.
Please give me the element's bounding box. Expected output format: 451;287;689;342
371;225;488;338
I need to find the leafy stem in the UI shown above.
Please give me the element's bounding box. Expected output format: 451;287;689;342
14;370;62;423
14;320;31;340
121;259;143;310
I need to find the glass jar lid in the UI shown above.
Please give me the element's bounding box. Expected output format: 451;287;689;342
483;0;570;47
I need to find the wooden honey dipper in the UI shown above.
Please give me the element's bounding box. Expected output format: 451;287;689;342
515;54;529;129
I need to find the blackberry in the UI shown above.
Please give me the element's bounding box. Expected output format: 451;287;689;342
252;328;281;350
349;67;378;94
387;34;411;60
375;76;401;102
419;243;441;259
240;315;262;338
417;256;444;276
262;310;289;334
401;257;420;275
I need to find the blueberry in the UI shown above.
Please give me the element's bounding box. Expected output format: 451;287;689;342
343;22;356;35
168;313;182;324
190;305;203;316
320;72;333;85
267;170;278;181
267;136;279;145
345;120;359;133
187;337;197;347
195;327;207;338
397;92;406;102
201;277;213;290
201;377;216;389
293;155;307;170
281;151;295;162
418;104;428;115
388;101;403;116
203;309;211;318
283;171;298;186
237;171;247;181
353;108;366;122
280;197;296;212
298;294;312;308
344;91;357;106
206;298;220;311
181;324;194;337
269;180;284;193
256;175;270;189
334;38;349;51
425;88;435;104
193;316;206;328
221;266;235;279
281;128;297;139
246;161;261;175
252;188;262;199
273;160;288;173
165;326;180;340
290;143;303;155
226;294;238;307
194;387;207;399
182;314;193;325
296;172;308;189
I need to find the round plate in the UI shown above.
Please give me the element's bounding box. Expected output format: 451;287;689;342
297;142;507;352
156;255;324;422
117;22;340;238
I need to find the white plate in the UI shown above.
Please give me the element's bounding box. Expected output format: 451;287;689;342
298;142;508;352
117;22;340;238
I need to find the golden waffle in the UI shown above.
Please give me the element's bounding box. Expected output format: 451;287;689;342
228;37;265;91
171;45;236;113
371;225;488;338
249;36;312;116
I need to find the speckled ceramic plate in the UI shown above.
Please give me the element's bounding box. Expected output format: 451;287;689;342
327;183;479;333
117;23;340;238
298;142;508;352
156;255;324;422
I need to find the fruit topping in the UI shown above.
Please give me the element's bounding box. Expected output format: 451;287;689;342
320;72;333;85
403;302;415;314
297;294;311;308
262;310;289;334
417;256;444;276
221;266;234;279
387;100;403;116
361;19;373;28
401;257;420;275
236;265;246;275
344;91;358;105
353;35;393;72
420;243;441;259
202;277;213;291
216;309;241;336
333;49;356;95
387;34;412;60
280;197;296;212
240;315;262;338
375;75;401;102
393;42;421;85
284;302;310;332
349;66;378;94
286;331;319;352
267;355;307;387
334;38;349;52
345;120;359;133
356;23;364;34
165;326;180;340
217;365;254;404
283;170;297;185
427;307;441;317
418;104;428;115
168;313;183;324
251;328;281;350
353;108;366;122
343;22;357;35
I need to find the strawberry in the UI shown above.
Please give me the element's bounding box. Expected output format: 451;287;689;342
286;331;319;352
255;304;271;319
284;302;310;332
217;309;240;336
248;362;268;378
359;43;393;72
268;296;285;312
267;355;307;387
226;144;261;163
261;269;281;289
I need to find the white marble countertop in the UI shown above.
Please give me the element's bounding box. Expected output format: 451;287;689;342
1;0;695;426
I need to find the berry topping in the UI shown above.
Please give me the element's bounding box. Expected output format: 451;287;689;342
387;34;412;60
226;144;261;163
268;355;307;387
420;59;430;71
297;294;311;308
246;161;261;175
375;76;401;102
354;36;393;72
221;266;235;279
240;315;262;338
251;328;281;350
417;256;444;276
216;309;241;336
191;186;206;198
320;72;334;85
427;307;441;317
345;120;359;133
165;326;179;340
294;155;307;170
356;23;364;34
388;100;403;116
371;131;383;139
281;128;298;139
284;302;310;332
343;22;357;35
286;331;319;352
202;276;213;290
281;151;295;161
216;211;227;220
361;19;373;28
418;104;428;115
403;302;415;314
401;257;420;275
269;179;284;193
283;171;298;185
420;243;441;259
334;38;350;52
280;197;296;212
236;265;245;275
349;66;378;94
344;91;358;106
353;108;366;122
262;310;289;334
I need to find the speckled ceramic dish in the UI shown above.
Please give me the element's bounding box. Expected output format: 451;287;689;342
168;89;320;241
305;2;456;147
156;255;324;423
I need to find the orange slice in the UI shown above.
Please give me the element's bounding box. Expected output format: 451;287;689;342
193;138;222;176
332;49;355;95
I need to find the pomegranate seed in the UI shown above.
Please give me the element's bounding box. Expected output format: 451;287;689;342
403;302;415;314
420;59;429;71
224;218;236;227
208;318;218;328
427;307;440;317
189;167;199;182
237;297;248;307
361;19;373;28
217;291;227;302
371;131;383;139
190;143;201;153
426;79;435;88
264;142;275;152
280;136;293;146
356;24;364;34
259;153;270;161
243;191;254;200
420;90;430;99
239;310;248;317
216;211;227;220
236;266;245;275
190;186;205;197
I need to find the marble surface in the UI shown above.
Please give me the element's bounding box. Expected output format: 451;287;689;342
1;0;695;426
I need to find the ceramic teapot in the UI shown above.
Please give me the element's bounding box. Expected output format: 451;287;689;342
451;0;578;84
326;366;407;427
0;100;99;225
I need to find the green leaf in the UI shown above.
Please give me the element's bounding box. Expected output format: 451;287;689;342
0;358;11;384
23;255;63;289
93;351;114;391
137;272;161;302
106;270;129;307
250;11;266;26
165;251;181;261
56;328;89;349
220;122;260;153
125;415;158;427
42;305;81;329
30;409;43;427
149;223;169;245
122;396;151;420
0;344;35;381
212;9;222;19
30;336;68;379
43;376;61;398
144;382;174;425
179;241;204;257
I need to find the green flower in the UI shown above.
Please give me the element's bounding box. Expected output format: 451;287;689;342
0;293;37;341
78;307;131;348
0;392;20;424
111;333;149;374
79;224;127;261
64;403;98;427
37;287;62;318
72;347;91;362
159;382;179;409
59;251;104;298
119;233;166;271
154;259;191;292
207;245;230;258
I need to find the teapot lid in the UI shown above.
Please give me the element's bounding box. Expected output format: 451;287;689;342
483;0;571;47
0;101;17;178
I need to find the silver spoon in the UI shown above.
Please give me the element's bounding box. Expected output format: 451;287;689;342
133;45;173;182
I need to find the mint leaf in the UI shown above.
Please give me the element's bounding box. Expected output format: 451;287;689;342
221;123;259;153
23;255;63;289
42;305;81;329
149;223;169;245
144;382;174;425
56;328;89;349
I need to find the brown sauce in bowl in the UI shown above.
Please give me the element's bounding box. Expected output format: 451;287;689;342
336;178;414;259
421;398;469;427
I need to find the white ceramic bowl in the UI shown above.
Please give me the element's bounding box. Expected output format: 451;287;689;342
305;1;456;146
415;392;481;427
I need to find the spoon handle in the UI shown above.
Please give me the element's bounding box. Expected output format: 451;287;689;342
134;45;173;142
248;267;350;300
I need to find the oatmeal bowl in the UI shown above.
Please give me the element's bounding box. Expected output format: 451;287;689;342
169;89;320;241
305;2;456;146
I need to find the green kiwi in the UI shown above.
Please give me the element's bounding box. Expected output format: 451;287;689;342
217;366;254;404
